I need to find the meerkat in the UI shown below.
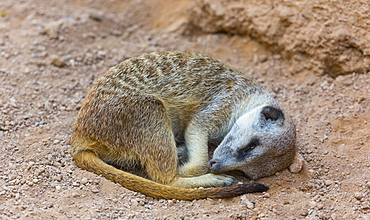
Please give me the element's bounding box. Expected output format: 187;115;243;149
71;51;296;200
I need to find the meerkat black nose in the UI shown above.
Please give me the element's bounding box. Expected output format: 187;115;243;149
209;160;218;168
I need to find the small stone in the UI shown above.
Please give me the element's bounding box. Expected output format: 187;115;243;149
262;193;270;198
89;13;103;22
354;192;363;200
331;213;338;219
80;178;88;185
48;54;65;67
289;153;305;173
324;180;333;186
310;201;317;208
300;210;309;216
366;181;370;189
72;192;80;198
259;54;268;62
43;21;62;39
240;195;247;202
46;154;53;161
246;201;255;209
317;203;324;210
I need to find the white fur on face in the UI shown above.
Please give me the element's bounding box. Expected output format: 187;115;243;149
223;106;264;153
209;107;264;175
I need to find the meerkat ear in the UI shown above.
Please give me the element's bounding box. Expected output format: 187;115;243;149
261;106;285;122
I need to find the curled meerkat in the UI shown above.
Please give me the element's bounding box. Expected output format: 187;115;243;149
71;51;295;200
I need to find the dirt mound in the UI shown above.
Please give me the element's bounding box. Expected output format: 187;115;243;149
189;0;370;77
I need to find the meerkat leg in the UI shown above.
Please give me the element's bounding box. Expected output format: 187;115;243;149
141;131;236;189
178;104;232;178
122;96;236;188
171;173;236;188
137;125;180;185
178;127;209;177
174;137;237;188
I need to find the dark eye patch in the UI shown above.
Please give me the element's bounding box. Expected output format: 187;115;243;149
237;138;260;160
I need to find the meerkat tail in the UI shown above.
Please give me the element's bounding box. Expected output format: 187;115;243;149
73;149;268;200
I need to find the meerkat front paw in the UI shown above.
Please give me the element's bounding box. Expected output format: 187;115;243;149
178;163;208;177
204;173;236;187
171;173;236;188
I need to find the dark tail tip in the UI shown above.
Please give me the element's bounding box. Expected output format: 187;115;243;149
246;183;269;193
209;182;269;199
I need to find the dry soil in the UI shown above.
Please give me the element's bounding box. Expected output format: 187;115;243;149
0;0;369;219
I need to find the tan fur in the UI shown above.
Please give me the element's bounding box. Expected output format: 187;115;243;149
70;51;292;200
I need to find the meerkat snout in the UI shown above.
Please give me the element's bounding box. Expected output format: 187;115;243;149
208;160;218;168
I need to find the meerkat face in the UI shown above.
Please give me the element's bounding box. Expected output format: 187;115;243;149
209;106;296;179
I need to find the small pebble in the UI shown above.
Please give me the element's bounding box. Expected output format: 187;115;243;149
72;192;80;198
81;178;88;185
354;192;363;200
259;54;268;62
246;201;255;209
324;180;333;186
262;193;270;198
168;200;174;207
300;210;309;216
43;21;62;39
289;153;305;173
48;54;65;67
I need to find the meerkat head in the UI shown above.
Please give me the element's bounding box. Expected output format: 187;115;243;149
209;106;296;180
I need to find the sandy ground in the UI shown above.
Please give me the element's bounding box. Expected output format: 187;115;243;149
0;0;369;219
